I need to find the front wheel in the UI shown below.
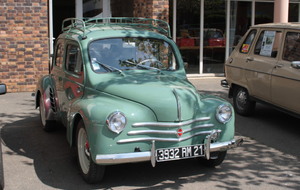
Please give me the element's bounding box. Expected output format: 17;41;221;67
233;86;256;116
199;151;227;167
76;120;105;184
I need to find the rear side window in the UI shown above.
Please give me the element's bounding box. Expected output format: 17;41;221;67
240;29;257;54
54;41;64;68
65;44;83;75
282;32;300;62
254;30;282;58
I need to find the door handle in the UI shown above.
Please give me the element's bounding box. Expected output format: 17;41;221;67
274;64;283;69
246;57;254;62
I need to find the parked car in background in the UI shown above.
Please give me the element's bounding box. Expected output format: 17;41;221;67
36;17;242;184
204;28;226;47
176;27;225;47
223;23;300;118
0;83;6;190
0;84;6;95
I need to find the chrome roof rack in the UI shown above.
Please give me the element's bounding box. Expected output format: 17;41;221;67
62;17;171;38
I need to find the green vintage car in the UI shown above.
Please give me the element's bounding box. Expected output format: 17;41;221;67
35;18;242;183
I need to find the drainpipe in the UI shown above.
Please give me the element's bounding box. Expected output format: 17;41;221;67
274;0;289;23
48;0;53;73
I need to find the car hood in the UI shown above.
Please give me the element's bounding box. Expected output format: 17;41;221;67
95;72;202;122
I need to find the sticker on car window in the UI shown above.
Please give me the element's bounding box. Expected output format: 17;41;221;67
123;42;136;48
241;44;250;53
259;31;276;57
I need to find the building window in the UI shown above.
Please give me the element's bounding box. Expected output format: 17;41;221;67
203;0;226;73
83;0;103;17
255;2;274;24
111;0;134;17
173;0;201;74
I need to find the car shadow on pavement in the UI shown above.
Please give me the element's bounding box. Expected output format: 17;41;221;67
1;113;300;189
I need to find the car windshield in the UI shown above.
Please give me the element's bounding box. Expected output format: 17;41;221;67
89;38;178;73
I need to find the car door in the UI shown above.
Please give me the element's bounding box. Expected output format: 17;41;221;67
271;30;300;114
245;29;283;102
226;29;258;87
60;42;84;126
51;39;66;113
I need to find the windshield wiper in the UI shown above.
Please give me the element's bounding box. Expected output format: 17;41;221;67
94;60;125;76
122;60;162;73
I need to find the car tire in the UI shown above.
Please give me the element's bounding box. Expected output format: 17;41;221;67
76;120;105;184
39;95;56;132
233;86;256;116
199;151;227;167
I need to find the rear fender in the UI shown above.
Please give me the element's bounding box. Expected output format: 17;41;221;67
35;76;57;121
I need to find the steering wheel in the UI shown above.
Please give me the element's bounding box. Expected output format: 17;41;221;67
138;59;164;68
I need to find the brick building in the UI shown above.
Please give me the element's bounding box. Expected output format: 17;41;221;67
0;0;49;92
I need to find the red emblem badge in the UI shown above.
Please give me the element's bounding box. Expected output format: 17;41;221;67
177;128;183;137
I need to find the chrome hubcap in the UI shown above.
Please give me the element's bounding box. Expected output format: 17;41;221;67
236;91;247;110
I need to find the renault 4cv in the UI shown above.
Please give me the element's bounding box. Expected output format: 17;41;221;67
35;17;242;183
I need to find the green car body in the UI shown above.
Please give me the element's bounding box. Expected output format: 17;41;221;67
35;18;242;183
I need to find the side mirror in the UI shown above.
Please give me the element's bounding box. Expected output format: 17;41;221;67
184;62;189;69
0;84;7;95
291;61;300;69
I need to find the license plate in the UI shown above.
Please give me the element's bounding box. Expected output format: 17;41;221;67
156;144;205;162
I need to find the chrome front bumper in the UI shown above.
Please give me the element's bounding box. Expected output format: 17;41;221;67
95;137;243;167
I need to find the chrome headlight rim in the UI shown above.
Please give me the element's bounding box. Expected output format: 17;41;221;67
215;104;232;124
106;111;127;134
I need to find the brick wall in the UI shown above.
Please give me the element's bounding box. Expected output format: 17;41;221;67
0;0;49;93
133;0;169;22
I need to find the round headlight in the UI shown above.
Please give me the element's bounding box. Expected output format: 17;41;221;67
216;104;232;124
106;111;127;134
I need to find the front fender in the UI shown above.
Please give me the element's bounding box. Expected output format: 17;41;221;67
200;94;235;142
67;92;157;155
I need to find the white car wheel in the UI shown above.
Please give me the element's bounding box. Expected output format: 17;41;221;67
77;127;90;174
76;120;105;184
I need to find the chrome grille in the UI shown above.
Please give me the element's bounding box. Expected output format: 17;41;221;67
117;117;219;144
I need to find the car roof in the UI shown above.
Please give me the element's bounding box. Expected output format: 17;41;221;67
251;22;300;30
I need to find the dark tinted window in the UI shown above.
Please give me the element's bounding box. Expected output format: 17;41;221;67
65;44;83;75
283;32;300;62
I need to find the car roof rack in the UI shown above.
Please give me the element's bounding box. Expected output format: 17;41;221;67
62;17;171;38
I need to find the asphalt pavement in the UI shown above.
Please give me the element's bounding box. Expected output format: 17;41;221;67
0;77;299;190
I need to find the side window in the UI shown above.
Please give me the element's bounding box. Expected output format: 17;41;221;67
282;32;300;62
54;41;64;68
65;44;83;75
240;29;257;54
254;30;282;58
